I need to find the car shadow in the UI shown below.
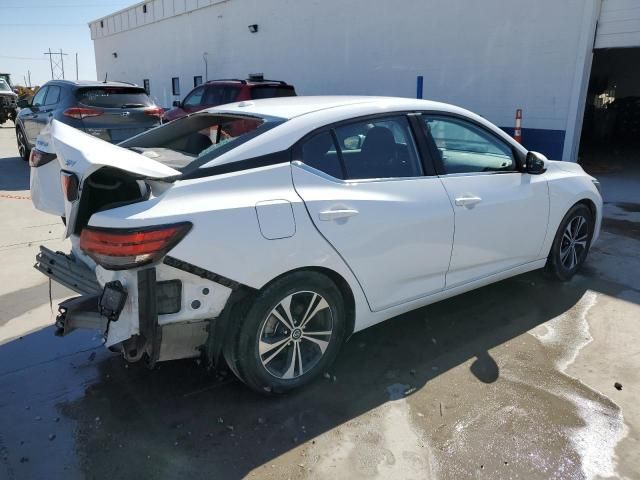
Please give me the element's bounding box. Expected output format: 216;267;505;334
0;146;30;191
0;268;604;479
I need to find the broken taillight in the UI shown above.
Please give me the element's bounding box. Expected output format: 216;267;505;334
79;223;192;270
29;148;56;168
60;171;79;201
63;107;103;120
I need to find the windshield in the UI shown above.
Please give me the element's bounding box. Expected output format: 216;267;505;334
120;112;284;172
0;79;11;92
76;87;153;108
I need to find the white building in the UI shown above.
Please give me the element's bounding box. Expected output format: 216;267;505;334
90;0;640;165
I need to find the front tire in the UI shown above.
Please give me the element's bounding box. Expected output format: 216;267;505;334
224;271;346;394
16;126;30;162
546;204;594;281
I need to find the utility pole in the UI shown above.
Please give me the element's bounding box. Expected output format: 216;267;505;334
28;70;31;87
75;52;78;81
43;48;68;80
203;52;208;82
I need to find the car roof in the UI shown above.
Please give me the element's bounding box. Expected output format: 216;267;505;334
207;95;466;121
45;80;143;89
197;96;528;170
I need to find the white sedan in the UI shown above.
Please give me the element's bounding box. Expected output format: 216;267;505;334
30;96;602;393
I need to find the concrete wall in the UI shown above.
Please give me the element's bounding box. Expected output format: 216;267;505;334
91;0;595;160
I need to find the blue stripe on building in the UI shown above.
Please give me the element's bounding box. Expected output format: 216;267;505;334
500;127;566;160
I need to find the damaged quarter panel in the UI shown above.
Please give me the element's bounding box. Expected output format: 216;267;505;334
87;161;370;326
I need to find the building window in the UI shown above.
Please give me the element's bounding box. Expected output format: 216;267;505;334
143;79;150;95
172;77;180;96
193;76;203;87
100;20;104;28
142;4;148;13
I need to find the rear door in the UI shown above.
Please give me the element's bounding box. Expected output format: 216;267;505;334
421;114;549;287
75;86;160;143
292;115;454;312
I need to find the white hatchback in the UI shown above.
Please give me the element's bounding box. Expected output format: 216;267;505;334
30;96;602;393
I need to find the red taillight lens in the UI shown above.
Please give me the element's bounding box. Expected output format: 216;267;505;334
63;107;103;119
79;223;192;270
60;171;79;201
145;107;164;119
29;148;56;168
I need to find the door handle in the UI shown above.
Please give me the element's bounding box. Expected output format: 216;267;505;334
455;195;482;207
318;208;359;221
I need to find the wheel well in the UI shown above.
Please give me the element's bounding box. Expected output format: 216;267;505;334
265;267;356;338
576;198;597;222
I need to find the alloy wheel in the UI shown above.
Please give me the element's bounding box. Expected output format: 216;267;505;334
258;291;333;379
559;215;588;270
17;129;26;159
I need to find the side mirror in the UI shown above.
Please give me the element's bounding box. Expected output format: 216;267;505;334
525;151;547;174
172;100;182;108
17;99;30;109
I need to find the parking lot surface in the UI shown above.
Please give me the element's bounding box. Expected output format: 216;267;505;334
0;124;638;479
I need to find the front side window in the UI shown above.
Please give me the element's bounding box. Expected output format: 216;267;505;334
32;87;48;107
423;116;515;174
183;86;205;107
44;85;61;105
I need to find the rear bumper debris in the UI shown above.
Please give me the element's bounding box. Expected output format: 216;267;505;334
34;246;101;295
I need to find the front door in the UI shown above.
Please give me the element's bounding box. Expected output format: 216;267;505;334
23;86;48;143
421;115;549;287
292;115;454;312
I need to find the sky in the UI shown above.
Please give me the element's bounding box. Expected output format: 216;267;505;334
0;0;135;86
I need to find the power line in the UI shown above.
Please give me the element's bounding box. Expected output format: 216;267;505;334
0;55;47;61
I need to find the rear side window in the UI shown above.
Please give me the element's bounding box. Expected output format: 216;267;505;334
302;131;344;179
203;86;239;106
76;87;153;108
251;86;296;100
301;116;423;180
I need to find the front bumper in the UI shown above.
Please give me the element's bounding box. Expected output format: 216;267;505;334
34;246;233;364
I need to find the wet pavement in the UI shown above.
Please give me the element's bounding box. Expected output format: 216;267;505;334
0;126;639;479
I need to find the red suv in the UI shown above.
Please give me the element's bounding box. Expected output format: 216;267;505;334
162;76;296;122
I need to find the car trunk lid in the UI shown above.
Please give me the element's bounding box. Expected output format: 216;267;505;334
50;120;180;237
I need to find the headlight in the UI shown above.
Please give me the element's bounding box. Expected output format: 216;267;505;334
591;178;602;195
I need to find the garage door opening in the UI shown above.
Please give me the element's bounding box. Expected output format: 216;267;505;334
578;48;640;178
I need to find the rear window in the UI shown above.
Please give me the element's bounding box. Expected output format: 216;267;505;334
76;87;153;108
120;113;284;173
251;86;296;100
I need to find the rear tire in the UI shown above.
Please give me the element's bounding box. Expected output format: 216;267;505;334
224;271;346;394
546;204;594;281
16;126;30;162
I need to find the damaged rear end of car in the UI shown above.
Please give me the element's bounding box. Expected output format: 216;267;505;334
34;114;274;366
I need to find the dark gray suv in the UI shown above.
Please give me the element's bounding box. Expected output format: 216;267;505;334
15;80;162;161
